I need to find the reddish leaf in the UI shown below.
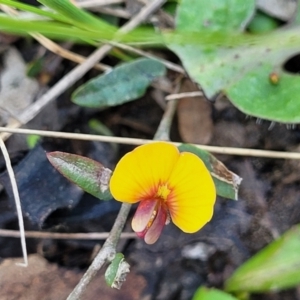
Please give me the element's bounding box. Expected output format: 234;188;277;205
47;152;112;201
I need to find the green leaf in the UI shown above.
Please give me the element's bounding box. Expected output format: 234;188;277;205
175;0;255;32
88;119;114;137
38;0;116;33
248;11;279;34
26;134;41;149
105;253;130;289
225;62;300;123
169;0;255;98
192;286;238;300
225;224;300;293
72;58;166;108
88;119;118;153
169;0;300;123
0;16;112;41
179;144;242;200
47;152;113;200
0;0;70;23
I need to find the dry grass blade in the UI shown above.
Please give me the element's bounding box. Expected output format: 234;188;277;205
0;229;136;240
33;34;111;72
0;127;299;160
166;91;203;100
76;0;124;8
0;138;28;267
110;41;185;73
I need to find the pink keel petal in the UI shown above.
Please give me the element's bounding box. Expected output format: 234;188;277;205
132;199;158;233
144;203;167;244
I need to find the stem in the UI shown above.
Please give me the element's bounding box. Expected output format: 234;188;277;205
154;99;179;140
67;203;131;300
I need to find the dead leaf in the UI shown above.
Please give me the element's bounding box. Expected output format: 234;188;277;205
0;47;39;124
177;79;213;144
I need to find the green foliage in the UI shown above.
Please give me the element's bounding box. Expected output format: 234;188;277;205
192;287;238;300
88;119;114;137
178;144;242;200
170;0;300;123
88;119;118;153
72;58;166;108
248;11;279;33
105;253;125;287
27;58;44;78
0;0;70;23
26;134;41;149
38;0;116;33
47;152;113;201
105;253;130;289
225;224;300;293
175;0;255;32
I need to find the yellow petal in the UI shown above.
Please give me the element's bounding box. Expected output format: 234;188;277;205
110;142;180;203
166;152;216;233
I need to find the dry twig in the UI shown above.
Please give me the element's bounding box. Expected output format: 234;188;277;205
0;229;136;240
1;127;300;160
0;138;28;267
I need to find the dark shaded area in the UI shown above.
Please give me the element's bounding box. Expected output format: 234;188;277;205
0;145;83;227
283;53;300;74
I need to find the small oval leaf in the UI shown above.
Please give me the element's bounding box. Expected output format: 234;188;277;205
72;58;166;108
47;151;112;200
105;253;130;289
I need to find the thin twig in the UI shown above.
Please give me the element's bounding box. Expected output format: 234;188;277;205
0;127;300;160
166;91;203;100
0;138;28;267
33;34;111;72
154;99;178;140
67;203;132;300
0;229;136;240
120;0;166;32
95;7;131;18
76;0;124;8
110;41;185;74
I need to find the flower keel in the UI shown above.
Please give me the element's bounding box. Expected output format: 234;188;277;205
132;198;168;244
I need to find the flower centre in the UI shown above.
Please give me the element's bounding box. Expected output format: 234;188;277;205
156;184;171;201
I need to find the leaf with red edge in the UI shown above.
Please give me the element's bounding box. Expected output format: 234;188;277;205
47;151;112;201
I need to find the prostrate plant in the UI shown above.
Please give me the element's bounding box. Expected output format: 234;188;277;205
47;140;241;292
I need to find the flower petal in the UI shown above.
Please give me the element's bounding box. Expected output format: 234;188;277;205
144;202;167;244
110;142;180;203
132;199;158;233
166;152;216;233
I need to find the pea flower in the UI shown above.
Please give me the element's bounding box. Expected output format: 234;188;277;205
110;142;216;244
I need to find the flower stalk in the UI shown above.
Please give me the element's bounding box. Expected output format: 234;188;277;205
67;203;131;300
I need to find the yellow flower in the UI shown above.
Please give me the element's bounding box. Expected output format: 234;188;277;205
110;142;216;244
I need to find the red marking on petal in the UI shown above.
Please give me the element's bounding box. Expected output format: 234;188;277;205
132;199;158;233
135;230;147;239
144;203;167;244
